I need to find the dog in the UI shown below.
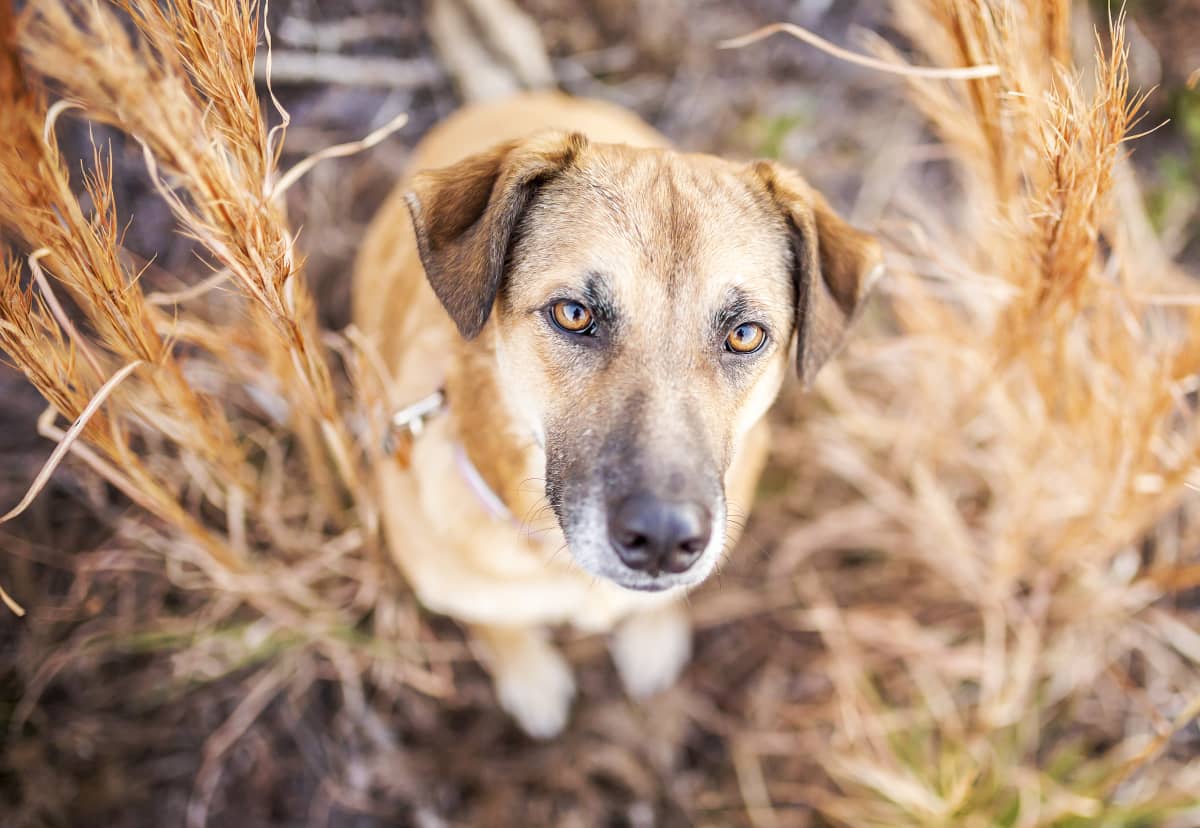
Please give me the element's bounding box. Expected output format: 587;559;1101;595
353;91;881;737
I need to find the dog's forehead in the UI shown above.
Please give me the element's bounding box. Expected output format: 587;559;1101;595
512;144;793;305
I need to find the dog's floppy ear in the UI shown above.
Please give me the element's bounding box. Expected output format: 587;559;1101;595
404;131;587;339
750;161;883;387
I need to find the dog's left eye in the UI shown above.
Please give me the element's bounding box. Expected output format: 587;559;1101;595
550;300;595;334
725;322;766;354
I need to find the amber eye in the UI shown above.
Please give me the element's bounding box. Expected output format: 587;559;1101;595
726;322;766;354
550;300;595;334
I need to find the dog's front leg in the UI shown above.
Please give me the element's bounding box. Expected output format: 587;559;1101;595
609;600;692;699
473;623;576;739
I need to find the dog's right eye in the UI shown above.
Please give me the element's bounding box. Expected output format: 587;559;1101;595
550;300;595;335
725;321;766;354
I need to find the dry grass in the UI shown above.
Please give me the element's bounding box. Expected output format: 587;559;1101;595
1;3;445;813
1;0;1198;826
752;2;1200;824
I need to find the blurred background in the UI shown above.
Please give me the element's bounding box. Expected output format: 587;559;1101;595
2;1;1199;826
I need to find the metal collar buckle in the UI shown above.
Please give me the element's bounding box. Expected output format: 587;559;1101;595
384;389;446;466
380;388;518;525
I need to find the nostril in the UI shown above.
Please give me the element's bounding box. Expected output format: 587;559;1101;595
619;532;649;550
663;535;707;574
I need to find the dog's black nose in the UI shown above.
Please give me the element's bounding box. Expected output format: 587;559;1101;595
609;494;711;575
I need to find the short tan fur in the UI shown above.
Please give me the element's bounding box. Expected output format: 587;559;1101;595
354;91;881;737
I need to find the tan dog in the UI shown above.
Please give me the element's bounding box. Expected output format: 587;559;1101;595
353;92;881;737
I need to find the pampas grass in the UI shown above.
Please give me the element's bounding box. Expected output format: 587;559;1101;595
747;2;1200;824
1;0;1197;825
1;0;440;759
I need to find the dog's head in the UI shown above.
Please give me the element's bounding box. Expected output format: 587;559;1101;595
406;131;881;592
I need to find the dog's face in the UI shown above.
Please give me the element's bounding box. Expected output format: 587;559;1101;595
406;132;881;592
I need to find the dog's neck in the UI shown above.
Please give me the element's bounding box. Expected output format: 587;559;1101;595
445;332;546;526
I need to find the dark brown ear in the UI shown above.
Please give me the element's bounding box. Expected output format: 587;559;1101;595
404;131;587;338
750;161;883;386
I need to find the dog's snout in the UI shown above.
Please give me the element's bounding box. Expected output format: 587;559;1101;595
609;494;711;575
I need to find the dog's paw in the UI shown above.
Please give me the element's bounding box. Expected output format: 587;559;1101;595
492;640;576;739
610;602;692;700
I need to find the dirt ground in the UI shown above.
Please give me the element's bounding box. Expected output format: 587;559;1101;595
2;1;1198;826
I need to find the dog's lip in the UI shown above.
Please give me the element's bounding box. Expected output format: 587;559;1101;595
618;579;675;593
564;548;702;592
600;569;697;593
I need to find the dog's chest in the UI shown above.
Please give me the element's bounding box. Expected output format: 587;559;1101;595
379;419;675;632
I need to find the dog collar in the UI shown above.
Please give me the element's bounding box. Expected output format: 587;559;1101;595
452;444;515;522
385;389;516;524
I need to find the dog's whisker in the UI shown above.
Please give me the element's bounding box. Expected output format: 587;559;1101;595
516;475;547;494
516;493;560;540
518;499;551;531
546;541;571;567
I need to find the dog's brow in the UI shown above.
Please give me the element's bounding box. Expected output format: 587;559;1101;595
582;273;618;323
714;288;759;330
